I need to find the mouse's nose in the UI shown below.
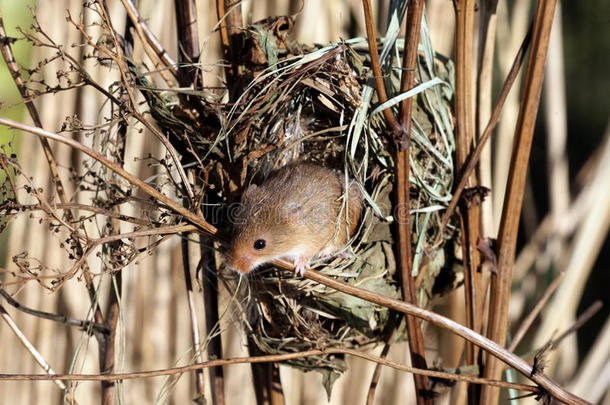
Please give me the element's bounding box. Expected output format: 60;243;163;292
225;253;253;273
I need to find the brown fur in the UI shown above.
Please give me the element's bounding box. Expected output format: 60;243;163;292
225;163;363;273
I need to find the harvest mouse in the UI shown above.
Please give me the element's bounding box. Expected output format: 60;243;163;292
225;163;363;276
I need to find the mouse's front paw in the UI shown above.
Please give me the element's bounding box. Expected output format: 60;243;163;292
294;257;310;276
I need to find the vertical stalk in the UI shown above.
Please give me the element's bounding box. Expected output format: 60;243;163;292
397;1;432;404
100;72;129;405
480;1;557;404
201;244;226;405
361;0;431;402
174;0;201;86
100;87;127;405
361;0;403;135
181;237;206;402
454;1;480;397
217;5;282;394
216;0;243;93
543;4;569;268
98;5;132;403
476;0;499;239
475;8;500;381
248;343;285;405
100;272;121;405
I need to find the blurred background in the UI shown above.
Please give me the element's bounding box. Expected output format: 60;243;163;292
0;0;608;404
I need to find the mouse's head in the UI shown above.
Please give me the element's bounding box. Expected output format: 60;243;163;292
225;184;301;273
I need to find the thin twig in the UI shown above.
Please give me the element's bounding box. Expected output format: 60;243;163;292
550;301;603;350
508;272;564;352
98;13;132;396
0;346;539;393
18;203;153;226
0;289;110;334
366;324;397;405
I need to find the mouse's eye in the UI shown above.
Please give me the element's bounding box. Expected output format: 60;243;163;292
253;239;266;250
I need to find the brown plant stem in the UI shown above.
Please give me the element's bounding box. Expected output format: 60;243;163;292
473;8;499;399
100;181;121;404
454;0;476;167
361;0;429;400
480;1;558;404
99;26;131;397
365;324;397;405
454;0;480;386
396;1;431;404
248;338;285;405
174;0;201;86
215;0;231;82
0;347;533;392
100;272;120;405
200;244;226;405
0;346;588;405
4;203;153;226
216;0;243;93
476;0;500;239
181;236;206;401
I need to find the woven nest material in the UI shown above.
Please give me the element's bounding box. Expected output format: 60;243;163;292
137;16;456;390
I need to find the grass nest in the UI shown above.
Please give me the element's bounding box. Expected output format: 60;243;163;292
137;15;456;390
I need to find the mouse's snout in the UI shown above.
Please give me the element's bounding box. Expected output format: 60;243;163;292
225;251;254;274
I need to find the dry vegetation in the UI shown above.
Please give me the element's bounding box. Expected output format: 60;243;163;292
0;1;608;405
